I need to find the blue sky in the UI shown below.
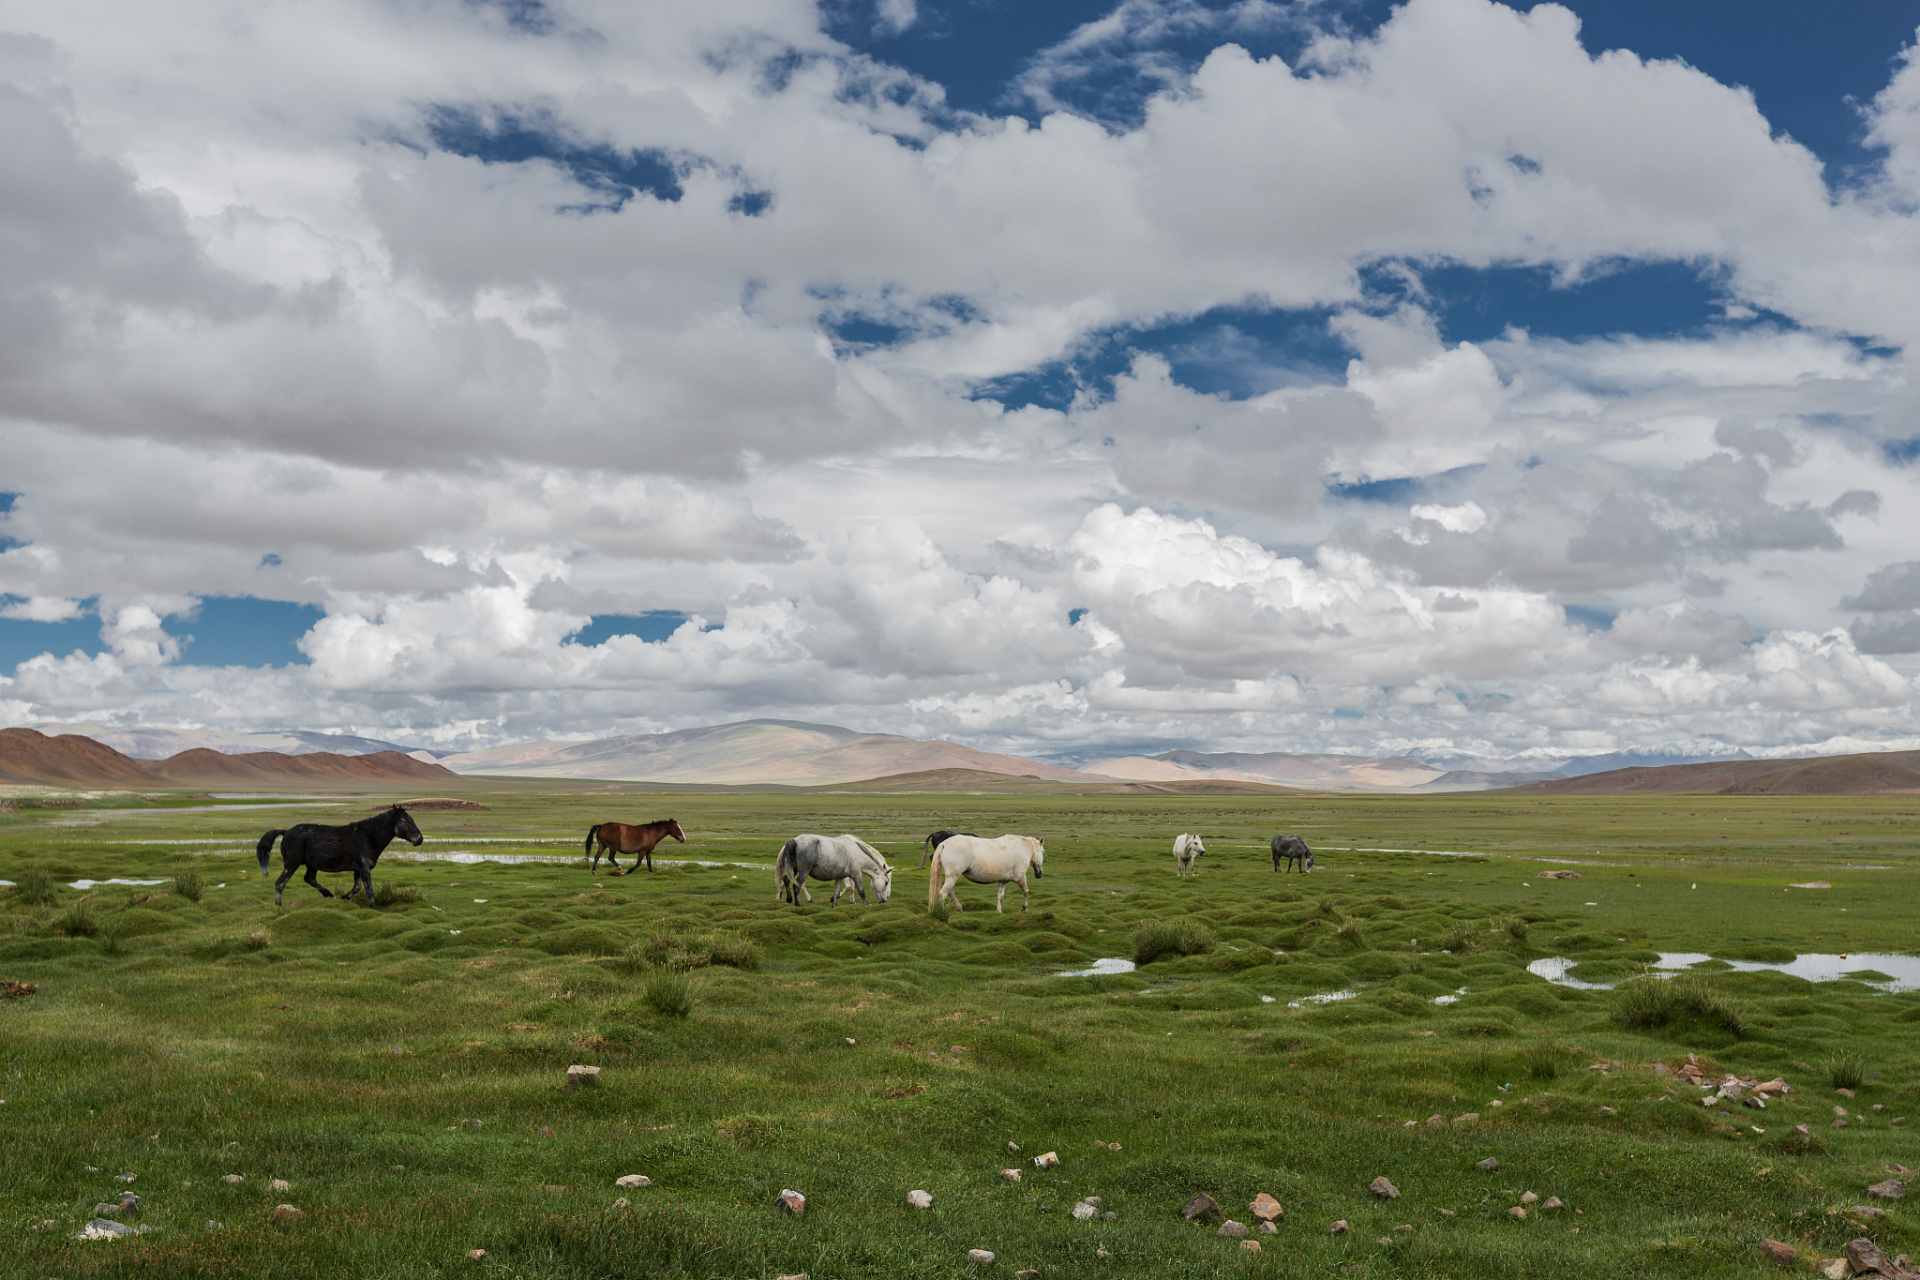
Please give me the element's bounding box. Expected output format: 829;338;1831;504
2;0;1919;763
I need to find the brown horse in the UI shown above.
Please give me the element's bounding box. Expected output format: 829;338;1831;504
584;818;686;874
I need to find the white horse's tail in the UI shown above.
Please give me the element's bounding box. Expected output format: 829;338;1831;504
774;838;797;901
927;846;944;909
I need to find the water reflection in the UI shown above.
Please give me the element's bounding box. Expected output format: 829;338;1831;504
1529;951;1920;992
1059;957;1137;977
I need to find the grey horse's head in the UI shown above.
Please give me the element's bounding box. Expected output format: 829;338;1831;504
1029;837;1045;878
868;860;893;903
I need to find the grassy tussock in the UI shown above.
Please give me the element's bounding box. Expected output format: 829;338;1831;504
170;870;204;902
372;882;423;907
627;928;760;974
1824;1050;1868;1090
1131;918;1215;964
53;903;98;937
1609;972;1748;1036
641;966;695;1017
14;868;57;906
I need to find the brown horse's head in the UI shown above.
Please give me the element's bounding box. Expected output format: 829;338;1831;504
665;818;686;842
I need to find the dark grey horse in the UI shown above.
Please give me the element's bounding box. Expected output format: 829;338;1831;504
257;806;423;907
920;829;977;869
1271;834;1313;873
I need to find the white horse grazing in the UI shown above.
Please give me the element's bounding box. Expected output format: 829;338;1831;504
1173;832;1206;877
928;834;1045;913
775;834;893;906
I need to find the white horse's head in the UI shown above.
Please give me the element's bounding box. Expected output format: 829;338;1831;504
1028;837;1045;878
869;860;893;902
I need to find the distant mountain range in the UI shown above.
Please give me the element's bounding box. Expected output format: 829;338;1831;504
0;728;459;789
6;718;1907;795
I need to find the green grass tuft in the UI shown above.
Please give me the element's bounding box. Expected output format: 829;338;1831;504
1824;1050;1868;1091
1131;918;1215;964
1609;972;1746;1036
373;882;422;907
14;867;58;906
171;869;204;902
642;966;694;1018
53;903;98;937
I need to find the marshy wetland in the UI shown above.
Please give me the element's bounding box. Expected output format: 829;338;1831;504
3;789;1918;1278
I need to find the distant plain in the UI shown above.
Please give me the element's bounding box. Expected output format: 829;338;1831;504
3;787;1918;1278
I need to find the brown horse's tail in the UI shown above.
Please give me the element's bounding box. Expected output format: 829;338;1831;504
583;824;601;857
256;830;285;875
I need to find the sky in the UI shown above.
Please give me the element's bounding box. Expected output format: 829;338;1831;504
3;0;1920;767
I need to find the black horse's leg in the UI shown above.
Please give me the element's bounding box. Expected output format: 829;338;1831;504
646;842;655;872
304;865;333;898
273;862;296;908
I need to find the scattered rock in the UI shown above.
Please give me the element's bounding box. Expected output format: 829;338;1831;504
1789;882;1831;889
1651;1062;1674;1077
777;1189;806;1215
1107;1142;1122;1151
1250;1193;1283;1221
1439;1209;1456;1217
1542;1197;1565;1210
1867;1179;1905;1200
222;1174;244;1184
116;1172;136;1183
1537;870;1580;879
1817;1259;1850;1280
1846;1237;1894;1277
78;1218;135;1239
1795;1124;1811;1139
1008;1141;1020;1153
1330;1220;1350;1234
1596;1106;1619;1116
1834;1119;1849;1129
1836;1106;1850;1117
1837;1088;1857;1098
1369;1177;1400;1200
1183;1193;1222;1221
1475;1158;1499;1172
1240;1239;1262;1255
1849;1205;1887;1220
1519;1191;1538;1205
612;1198;629;1209
92;1203;123;1216
774;1274;808;1280
615;1174;651;1189
272;1204;304;1225
467;1249;487;1261
1793;1061;1815;1071
1507;1207;1527;1220
1015;1272;1040;1279
1757;1238;1799;1266
1218;1220;1249;1238
461;1119;483;1129
1033;1151;1059;1169
269;1178;292;1192
967;1249;995;1265
392;1165;406;1173
910;1190;934;1209
1258;1221;1277;1234
1453;1113;1480;1124
204;1220;224;1231
1071;1201;1096;1220
565;1064;600;1092
1426;1115;1445;1126
1101;1211;1117;1221
1000;1169;1022;1182
539;1126;555;1140
1082;1197;1102;1208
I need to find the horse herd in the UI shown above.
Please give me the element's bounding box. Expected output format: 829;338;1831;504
253;806;1314;912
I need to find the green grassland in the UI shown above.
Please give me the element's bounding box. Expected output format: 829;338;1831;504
3;788;1918;1279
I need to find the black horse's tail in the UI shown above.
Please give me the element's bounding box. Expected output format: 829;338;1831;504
256;830;285;875
584;824;602;857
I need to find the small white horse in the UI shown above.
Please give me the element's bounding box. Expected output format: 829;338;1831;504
928;834;1045;913
775;834;892;906
1173;832;1206;877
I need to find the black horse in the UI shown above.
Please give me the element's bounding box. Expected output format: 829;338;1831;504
256;806;424;907
1271;834;1313;873
920;829;977;869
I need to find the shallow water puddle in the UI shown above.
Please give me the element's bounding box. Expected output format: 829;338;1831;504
1058;957;1137;977
68;878;169;889
1287;989;1357;1008
1530;951;1920;992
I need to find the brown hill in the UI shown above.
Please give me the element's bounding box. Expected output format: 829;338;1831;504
0;727;156;786
143;749;462;787
0;728;462;790
1506;749;1920;795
